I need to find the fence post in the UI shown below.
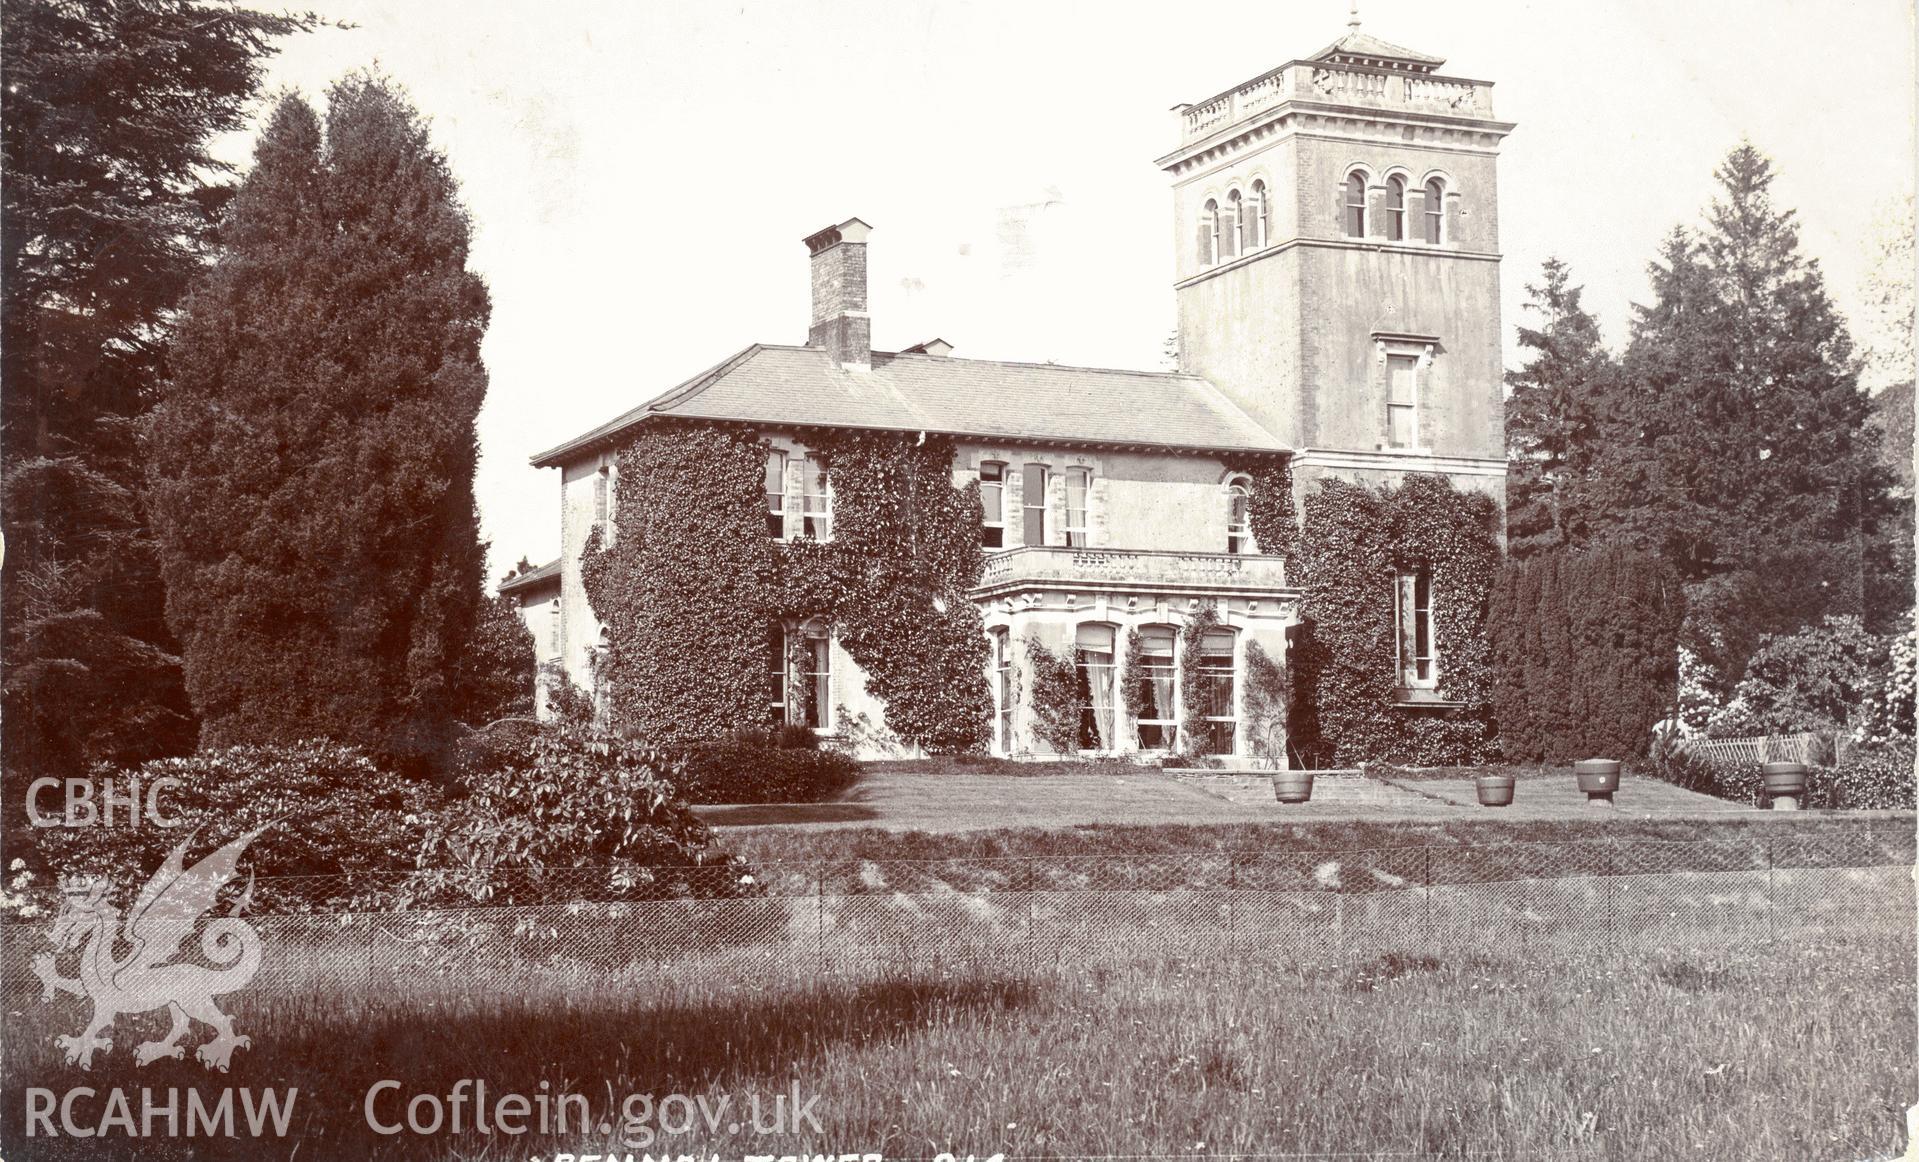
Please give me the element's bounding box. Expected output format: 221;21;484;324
815;862;825;976
1228;853;1238;957
1423;847;1433;951
1766;832;1775;946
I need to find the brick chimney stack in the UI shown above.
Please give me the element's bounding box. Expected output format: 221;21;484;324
803;218;872;369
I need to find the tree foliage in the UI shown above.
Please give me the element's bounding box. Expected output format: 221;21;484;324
461;593;538;727
1487;545;1684;762
147;77;492;770
1;0;323;777
1503;258;1614;558
1586;145;1899;614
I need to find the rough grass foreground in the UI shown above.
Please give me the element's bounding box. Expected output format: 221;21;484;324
2;932;1909;1161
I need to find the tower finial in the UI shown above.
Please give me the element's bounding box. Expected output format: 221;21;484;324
1348;0;1360;29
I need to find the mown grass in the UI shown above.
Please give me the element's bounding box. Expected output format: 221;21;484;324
3;929;1909;1161
715;810;1913;867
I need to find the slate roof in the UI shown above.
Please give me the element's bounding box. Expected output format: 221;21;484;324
530;344;1286;467
1309;30;1445;68
498;558;560;595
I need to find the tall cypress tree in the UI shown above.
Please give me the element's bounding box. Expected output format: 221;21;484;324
148;76;491;769
1503;257;1614;558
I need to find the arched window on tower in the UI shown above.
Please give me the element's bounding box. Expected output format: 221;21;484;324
1224;189;1243;259
1344;172;1367;238
1200;199;1220;265
1385;175;1406;241
1423;178;1445;244
1249;179;1268;249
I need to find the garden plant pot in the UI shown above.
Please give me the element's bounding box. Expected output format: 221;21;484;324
1475;773;1515;807
1762;761;1808;811
1272;771;1315;804
1574;758;1621;808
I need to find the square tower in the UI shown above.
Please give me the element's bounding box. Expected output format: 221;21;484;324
1157;25;1515;496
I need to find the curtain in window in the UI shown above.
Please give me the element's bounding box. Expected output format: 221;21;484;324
1199;631;1237;755
993;630;1013;753
766;451;787;538
1395;573;1421;688
1064;468;1089;547
1075;624;1116;751
1022;464;1048;545
1133;628;1177;749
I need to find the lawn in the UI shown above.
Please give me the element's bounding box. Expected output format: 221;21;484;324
4;928;1908;1161
691;760;1776;833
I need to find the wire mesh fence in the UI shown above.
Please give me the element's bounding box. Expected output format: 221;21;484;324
3;828;1912;1013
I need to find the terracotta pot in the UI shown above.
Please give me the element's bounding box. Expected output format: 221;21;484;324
1475;773;1515;807
1574;758;1620;806
1272;771;1315;804
1762;761;1808;810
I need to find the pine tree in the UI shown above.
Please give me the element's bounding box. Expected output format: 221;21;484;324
1;0;321;776
148;77;491;769
1504;258;1614;557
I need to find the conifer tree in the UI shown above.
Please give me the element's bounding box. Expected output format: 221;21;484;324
148;77;491;769
1504;258;1614;557
1;0;321;775
1591;144;1900;622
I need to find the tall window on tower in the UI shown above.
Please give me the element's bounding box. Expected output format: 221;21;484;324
1394;569;1438;690
1249;179;1268;249
1344;172;1367;238
1423;178;1445;244
1385;175;1407;241
1224;189;1243;259
1200;199;1220;265
1386;354;1419;449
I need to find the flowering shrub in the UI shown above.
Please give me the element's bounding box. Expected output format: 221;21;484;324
1705;615;1886;738
22;742;440;906
1854;626;1916;744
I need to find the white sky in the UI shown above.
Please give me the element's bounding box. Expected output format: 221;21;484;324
221;0;1918;581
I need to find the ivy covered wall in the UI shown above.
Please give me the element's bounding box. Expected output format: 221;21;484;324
580;421;991;753
1288;474;1501;766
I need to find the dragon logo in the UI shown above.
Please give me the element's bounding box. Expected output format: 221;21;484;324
31;826;269;1071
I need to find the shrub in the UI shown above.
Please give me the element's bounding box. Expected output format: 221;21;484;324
1242;640;1290;769
21;741;441;908
1023;636;1080;756
1823;740;1916;810
1705;615;1886;739
674;740;859;804
407;722;748;906
1487;545;1684;762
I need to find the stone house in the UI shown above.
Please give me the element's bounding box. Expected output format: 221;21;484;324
528;25;1513;762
